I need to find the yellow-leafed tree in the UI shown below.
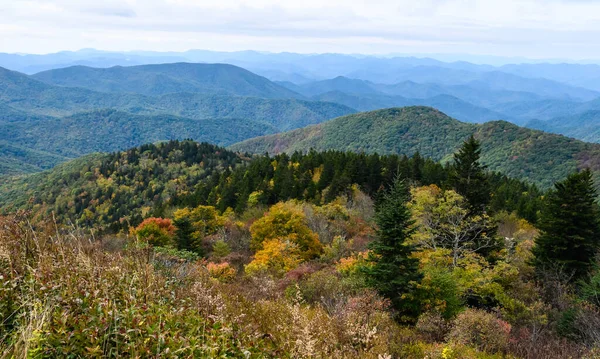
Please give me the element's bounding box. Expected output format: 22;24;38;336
250;202;322;260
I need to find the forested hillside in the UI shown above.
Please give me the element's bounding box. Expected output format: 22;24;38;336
4;58;600;178
0;67;353;123
0;66;355;174
231;106;600;188
0;109;276;157
0;139;541;232
2;136;599;358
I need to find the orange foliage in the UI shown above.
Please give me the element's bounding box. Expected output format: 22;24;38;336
207;262;237;283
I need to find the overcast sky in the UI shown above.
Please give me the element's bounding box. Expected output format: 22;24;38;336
2;0;600;59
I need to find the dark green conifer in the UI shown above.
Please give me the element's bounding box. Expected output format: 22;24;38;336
174;216;198;255
362;178;422;322
449;135;490;213
532;169;600;281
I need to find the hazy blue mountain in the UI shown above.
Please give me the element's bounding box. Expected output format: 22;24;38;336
1;66;353;129
0;50;188;74
285;76;556;108
4;48;600;90
0;66;356;175
526;110;600;143
493;97;600;123
311;91;507;123
500;63;600;92
295;76;380;97
32;63;303;98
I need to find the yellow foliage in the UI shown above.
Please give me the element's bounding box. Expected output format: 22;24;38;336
250;202;322;260
245;238;303;277
336;251;369;275
207;262;236;283
312;165;323;183
247;191;263;207
315;202;350;221
174;205;225;240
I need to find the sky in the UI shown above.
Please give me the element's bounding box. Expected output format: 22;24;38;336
2;0;600;59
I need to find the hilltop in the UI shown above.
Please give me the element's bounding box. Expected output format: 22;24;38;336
231;106;599;188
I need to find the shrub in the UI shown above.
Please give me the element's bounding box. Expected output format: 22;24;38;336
211;239;232;260
416;311;451;342
447;309;511;354
133;217;175;247
245;238;303;277
321;235;352;262
336;251;369;276
207;262;237;283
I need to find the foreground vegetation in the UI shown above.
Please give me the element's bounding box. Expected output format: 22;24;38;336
2;137;600;357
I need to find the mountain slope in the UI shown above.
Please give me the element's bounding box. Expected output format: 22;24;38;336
32;63;303;98
230;106;600;188
526;110;600;143
0;66;356;175
0;109;277;158
0;141;69;175
0;141;246;229
0;67;354;130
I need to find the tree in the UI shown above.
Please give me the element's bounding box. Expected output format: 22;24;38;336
245;238;303;277
448;136;490;214
532;169;600;281
362;178;422;322
250;201;323;260
173;216;196;253
409;185;499;267
133;217;175;247
173;206;225;255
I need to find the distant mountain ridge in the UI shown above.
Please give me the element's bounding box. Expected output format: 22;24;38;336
32;63;303;98
0;65;355;174
231;106;600;189
3;55;600;178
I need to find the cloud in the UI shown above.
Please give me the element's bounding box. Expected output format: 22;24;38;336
1;0;600;59
82;6;137;18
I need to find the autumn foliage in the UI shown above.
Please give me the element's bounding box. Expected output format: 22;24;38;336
133;217;175;247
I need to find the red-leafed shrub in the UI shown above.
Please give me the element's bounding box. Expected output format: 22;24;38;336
133;217;176;247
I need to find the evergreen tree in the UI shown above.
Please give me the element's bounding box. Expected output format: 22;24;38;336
411;151;424;184
448;136;498;258
448;136;490;213
362;177;422;322
532;169;600;281
173;216;198;254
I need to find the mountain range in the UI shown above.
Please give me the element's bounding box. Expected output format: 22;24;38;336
3;52;600;179
231;106;600;189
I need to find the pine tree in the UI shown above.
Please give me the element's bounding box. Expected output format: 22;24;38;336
174;216;198;254
411;151;424;184
448;136;498;258
362;177;422;322
449;135;490;214
532;169;600;281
